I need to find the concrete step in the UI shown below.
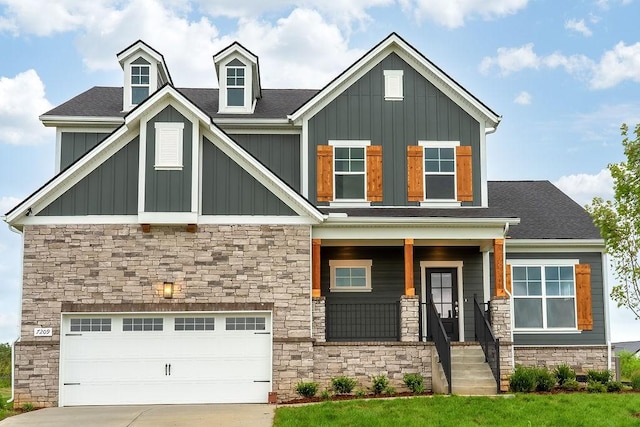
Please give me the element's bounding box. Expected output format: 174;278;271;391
452;354;487;364
452;385;497;395
450;344;498;395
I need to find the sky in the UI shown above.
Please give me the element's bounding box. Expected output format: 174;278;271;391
0;0;639;344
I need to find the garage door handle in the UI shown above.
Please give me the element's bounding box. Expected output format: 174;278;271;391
254;332;270;335
168;363;171;376
165;364;168;376
254;380;270;383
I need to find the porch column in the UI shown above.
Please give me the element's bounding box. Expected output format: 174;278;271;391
493;238;506;297
312;239;321;297
490;297;514;391
404;238;415;296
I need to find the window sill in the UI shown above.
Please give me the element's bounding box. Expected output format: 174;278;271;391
514;329;581;334
329;288;372;293
154;165;183;171
419;200;461;208
384;96;403;101
329;201;371;208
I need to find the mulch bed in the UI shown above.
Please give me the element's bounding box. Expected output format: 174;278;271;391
281;391;433;405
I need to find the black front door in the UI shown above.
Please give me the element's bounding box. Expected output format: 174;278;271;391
426;268;459;341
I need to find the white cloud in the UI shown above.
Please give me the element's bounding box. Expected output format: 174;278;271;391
399;0;528;28
0;70;54;145
0;196;21;215
590;41;640;89
513;91;531;105
565;18;592;37
554;168;613;206
479;43;540;75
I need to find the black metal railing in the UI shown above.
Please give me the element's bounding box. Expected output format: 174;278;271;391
474;294;501;393
422;297;452;394
326;302;400;341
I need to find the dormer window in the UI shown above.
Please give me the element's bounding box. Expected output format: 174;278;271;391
131;61;150;105
226;60;246;107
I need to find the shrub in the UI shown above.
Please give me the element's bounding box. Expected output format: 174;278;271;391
586;369;611;384
21;402;34;412
509;366;537;393
618;350;640;380
295;381;319;398
331;376;357;394
560;378;581;391
534;367;556;392
606;381;624;392
586;381;607;393
355;388;366;398
320;389;331;400
403;373;425;394
383;385;396;395
553;364;576;386
631;373;640;391
371;375;389;395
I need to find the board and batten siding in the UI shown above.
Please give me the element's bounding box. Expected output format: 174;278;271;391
38;137;139;216
201;138;295;216
232;134;301;192
60;132;111;170
413;246;483;341
144;105;192;213
307;52;481;206
493;252;606;345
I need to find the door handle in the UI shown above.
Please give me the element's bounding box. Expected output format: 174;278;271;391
454;301;459;318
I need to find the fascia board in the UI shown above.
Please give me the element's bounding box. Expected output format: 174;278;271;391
202;125;324;223
5;125;133;224
125;86;211;126
39;116;124;127
289;34;500;128
322;216;519;226
505;239;606;252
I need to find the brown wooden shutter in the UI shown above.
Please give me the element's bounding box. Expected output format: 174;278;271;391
317;145;333;202
366;145;383;202
575;264;593;330
407;145;424;202
505;264;512;295
456;145;473;202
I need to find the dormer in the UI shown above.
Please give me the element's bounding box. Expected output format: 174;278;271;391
213;42;262;114
117;40;172;112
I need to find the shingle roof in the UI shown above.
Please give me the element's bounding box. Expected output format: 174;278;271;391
613;341;640;355
42;86;319;119
488;181;602;240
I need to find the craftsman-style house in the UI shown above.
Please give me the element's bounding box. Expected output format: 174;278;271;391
4;33;609;407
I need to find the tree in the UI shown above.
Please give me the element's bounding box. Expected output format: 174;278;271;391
587;123;640;319
0;343;10;386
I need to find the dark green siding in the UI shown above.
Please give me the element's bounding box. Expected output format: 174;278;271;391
201;138;295;215
39;137;139;216
60;132;110;170
413;247;483;341
233;134;300;191
322;246;483;342
308;52;481;206
493;252;606;345
144;105;192;212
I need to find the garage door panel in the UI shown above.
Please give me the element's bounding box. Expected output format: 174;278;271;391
60;312;272;406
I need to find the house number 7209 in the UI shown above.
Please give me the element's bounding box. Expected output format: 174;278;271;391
34;328;53;336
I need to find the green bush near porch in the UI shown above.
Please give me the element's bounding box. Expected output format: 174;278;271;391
274;394;640;427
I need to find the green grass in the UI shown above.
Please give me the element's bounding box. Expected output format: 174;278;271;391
274;394;640;427
0;386;18;421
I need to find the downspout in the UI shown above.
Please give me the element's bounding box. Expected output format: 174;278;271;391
602;253;612;371
7;224;24;404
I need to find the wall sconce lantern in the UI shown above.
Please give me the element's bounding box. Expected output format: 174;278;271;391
163;282;174;299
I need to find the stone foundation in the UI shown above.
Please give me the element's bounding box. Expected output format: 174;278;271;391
514;346;609;373
490;296;514;391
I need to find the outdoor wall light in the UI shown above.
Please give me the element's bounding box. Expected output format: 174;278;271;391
163;282;174;299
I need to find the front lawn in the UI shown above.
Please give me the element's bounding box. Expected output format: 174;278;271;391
0;386;18;421
274;394;640;427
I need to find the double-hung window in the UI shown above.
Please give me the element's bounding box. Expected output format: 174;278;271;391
330;141;369;201
131;64;150;105
226;61;245;107
422;141;456;200
512;262;577;330
329;260;372;292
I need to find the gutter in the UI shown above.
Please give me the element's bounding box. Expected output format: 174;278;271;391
6;224;23;404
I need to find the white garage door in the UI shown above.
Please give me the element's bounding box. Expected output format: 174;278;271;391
59;312;272;406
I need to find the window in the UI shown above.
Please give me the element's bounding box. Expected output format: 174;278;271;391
70;318;111;332
175;317;214;331
227;65;245;107
123;318;163;331
226;317;266;331
512;264;577;329
131;64;150;105
154;122;184;170
335;147;366;199
384;70;403;100
422;142;456;200
329;260;372;292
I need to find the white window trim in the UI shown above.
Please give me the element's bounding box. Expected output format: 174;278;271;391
131;64;150;105
418;140;460;206
384;69;404;101
218;56;255;114
329;259;373;292
154;122;184;170
508;259;580;332
328;140;371;206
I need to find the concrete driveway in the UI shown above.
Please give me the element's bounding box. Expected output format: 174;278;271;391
0;404;276;427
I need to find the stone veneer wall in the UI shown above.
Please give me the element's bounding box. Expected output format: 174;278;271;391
514;346;609;373
490;296;514;391
17;224;311;407
312;297;326;342
312;342;434;393
400;296;419;342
